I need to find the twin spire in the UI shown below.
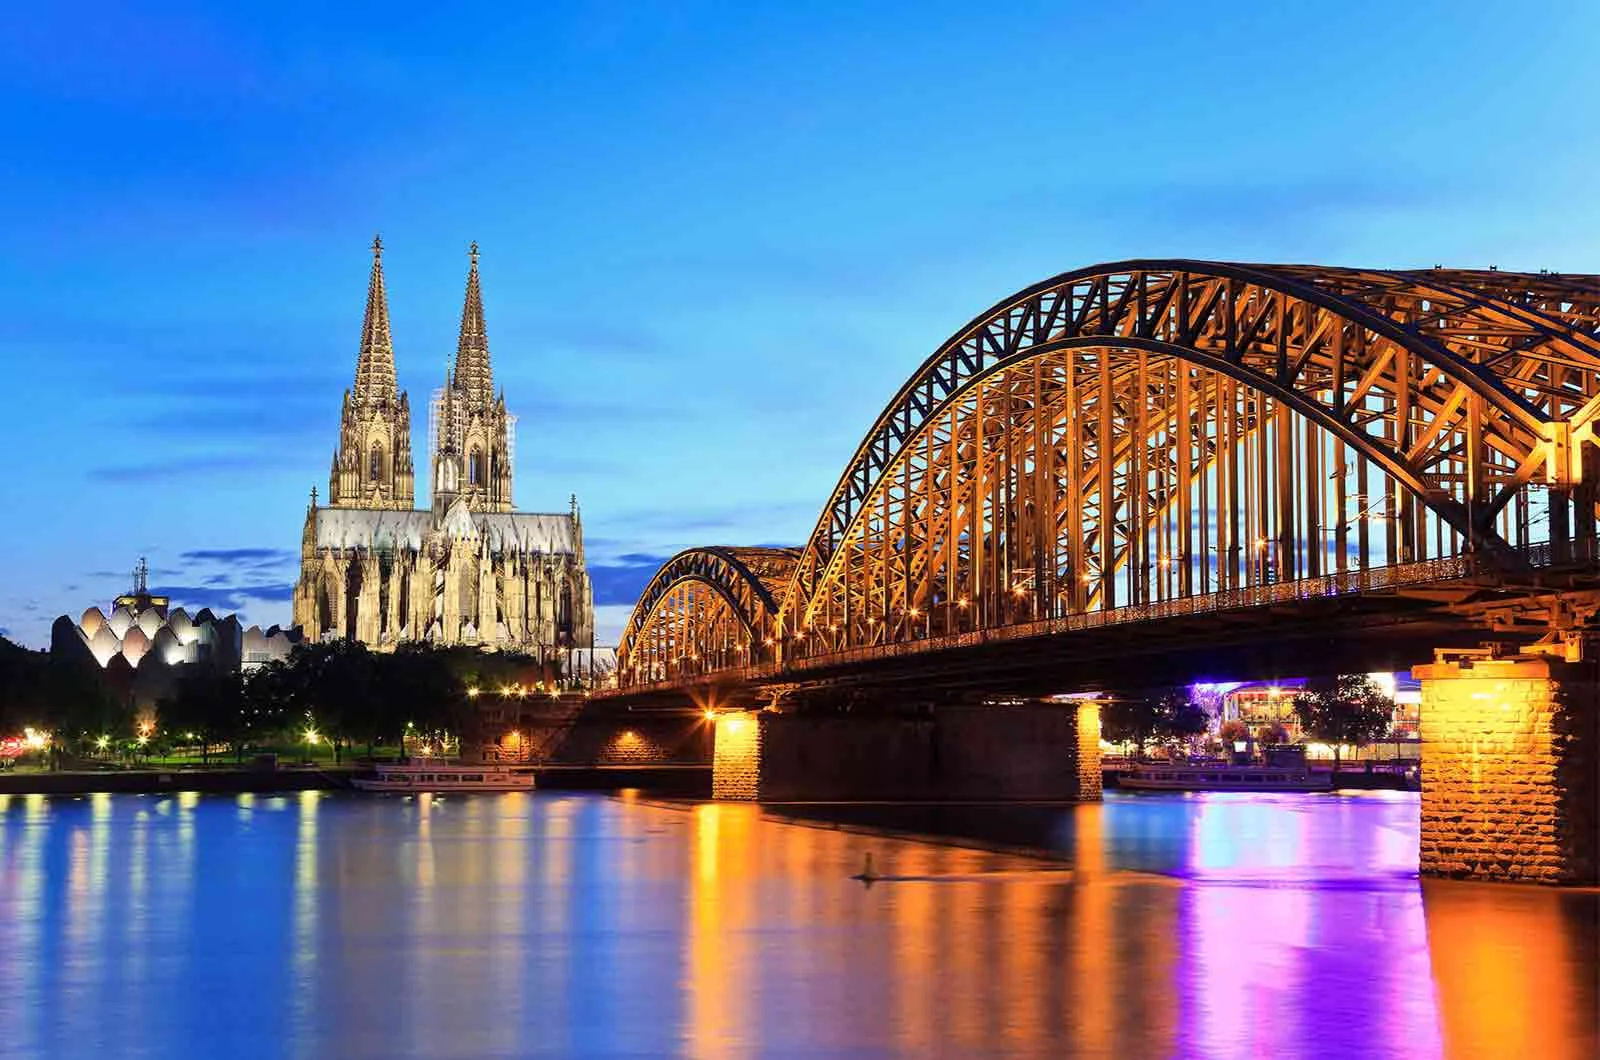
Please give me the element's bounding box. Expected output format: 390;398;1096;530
351;235;494;408
453;241;496;409
353;235;397;406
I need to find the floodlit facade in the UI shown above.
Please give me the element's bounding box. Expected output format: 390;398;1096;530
49;559;301;713
292;239;594;652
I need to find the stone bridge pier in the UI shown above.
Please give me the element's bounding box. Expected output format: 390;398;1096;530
710;700;1102;803
1414;647;1599;885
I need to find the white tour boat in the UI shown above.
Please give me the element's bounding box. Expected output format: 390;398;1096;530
352;761;536;793
1118;763;1332;793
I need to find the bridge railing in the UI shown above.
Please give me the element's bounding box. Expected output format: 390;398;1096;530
611;545;1555;694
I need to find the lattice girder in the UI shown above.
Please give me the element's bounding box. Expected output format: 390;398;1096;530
784;262;1600;626
616;547;799;682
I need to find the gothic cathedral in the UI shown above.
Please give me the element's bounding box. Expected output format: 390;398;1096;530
292;238;595;653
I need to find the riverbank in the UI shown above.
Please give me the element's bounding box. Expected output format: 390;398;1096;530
0;763;713;797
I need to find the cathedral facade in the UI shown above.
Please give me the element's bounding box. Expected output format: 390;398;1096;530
292;238;594;653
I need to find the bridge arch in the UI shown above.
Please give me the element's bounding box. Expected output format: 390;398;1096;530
616;546;800;684
780;260;1600;648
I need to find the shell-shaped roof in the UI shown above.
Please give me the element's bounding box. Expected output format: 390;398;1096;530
152;627;189;666
106;605;135;639
168;609;197;646
79;607;106;637
135;608;163;639
121;627;151;668
87;625;121;668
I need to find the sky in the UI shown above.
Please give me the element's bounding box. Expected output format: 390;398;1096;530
2;0;1598;648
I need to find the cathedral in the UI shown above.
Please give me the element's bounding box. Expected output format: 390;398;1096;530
292;238;595;654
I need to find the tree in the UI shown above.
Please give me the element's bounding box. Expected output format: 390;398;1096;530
1100;693;1163;757
1292;674;1393;767
1218;719;1250;746
1157;691;1210;744
159;663;245;765
368;645;463;759
1101;688;1210;758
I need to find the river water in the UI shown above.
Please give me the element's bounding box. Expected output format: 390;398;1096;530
0;790;1594;1060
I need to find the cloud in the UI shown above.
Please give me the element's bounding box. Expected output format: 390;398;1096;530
87;453;284;483
587;553;670;607
180;547;297;566
153;582;295;613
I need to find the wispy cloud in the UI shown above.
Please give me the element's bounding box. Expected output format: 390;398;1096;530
153;582;295;613
181;547;297;566
88;453;284;483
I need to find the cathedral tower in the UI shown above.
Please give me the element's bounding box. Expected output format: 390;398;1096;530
329;235;416;509
430;242;515;512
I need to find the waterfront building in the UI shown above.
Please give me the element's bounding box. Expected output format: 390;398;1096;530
291;239;594;654
52;559;300;674
49;558;301;712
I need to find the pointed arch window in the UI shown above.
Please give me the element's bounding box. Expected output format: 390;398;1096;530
469;447;484;486
369;443;385;482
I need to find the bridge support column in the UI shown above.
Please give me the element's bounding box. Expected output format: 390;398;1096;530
1413;650;1599;884
710;701;1102;802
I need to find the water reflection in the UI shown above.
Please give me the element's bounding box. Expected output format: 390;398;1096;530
0;791;1593;1059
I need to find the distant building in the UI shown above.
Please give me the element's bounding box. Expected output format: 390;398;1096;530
51;559;301;706
291;239;594;654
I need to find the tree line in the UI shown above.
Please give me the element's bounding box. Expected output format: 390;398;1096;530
1;636;561;767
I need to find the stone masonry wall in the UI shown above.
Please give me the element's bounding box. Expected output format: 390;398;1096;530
711;703;1102;803
1075;701;1104;800
711;712;762;800
1414;653;1599;884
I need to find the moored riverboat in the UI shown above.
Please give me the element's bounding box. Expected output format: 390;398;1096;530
352;762;536;793
1118;763;1333;793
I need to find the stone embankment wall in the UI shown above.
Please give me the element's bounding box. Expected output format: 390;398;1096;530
712;702;1102;803
1414;653;1599;885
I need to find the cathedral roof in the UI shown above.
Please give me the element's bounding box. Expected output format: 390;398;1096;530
313;506;579;555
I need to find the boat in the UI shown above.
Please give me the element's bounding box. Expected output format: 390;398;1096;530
352;761;536;792
1117;762;1333;793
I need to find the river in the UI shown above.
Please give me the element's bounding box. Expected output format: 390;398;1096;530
0;790;1594;1059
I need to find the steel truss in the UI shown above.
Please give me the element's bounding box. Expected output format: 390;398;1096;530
618;546;798;684
617;260;1600;687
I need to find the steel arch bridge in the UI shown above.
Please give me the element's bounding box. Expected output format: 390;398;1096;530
616;260;1600;690
618;546;800;684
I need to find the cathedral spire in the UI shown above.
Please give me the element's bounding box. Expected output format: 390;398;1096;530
353;234;397;406
327;235;415;510
453;241;493;409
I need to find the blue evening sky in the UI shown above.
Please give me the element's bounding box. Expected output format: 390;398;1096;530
2;1;1597;647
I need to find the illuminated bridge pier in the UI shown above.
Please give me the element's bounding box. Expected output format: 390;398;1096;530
603;260;1600;883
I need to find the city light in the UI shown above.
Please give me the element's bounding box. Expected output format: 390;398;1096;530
95;735;109;750
304;727;320;745
466;687;480;698
23;727;47;750
703;708;717;721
